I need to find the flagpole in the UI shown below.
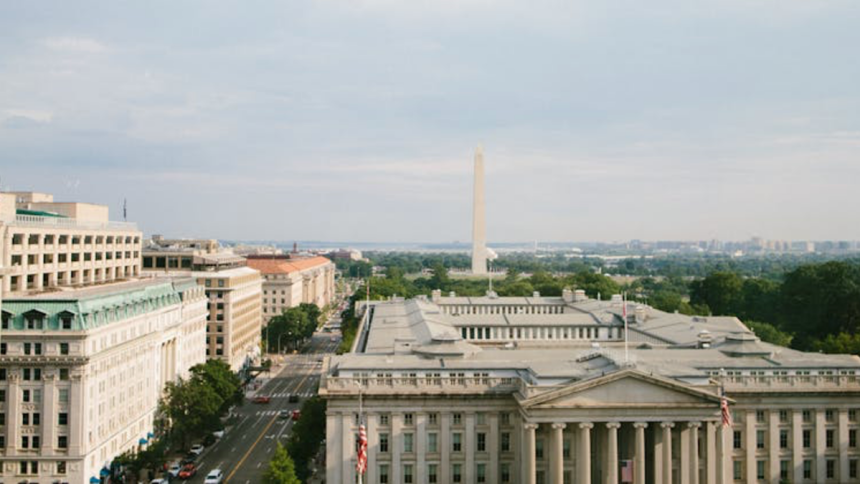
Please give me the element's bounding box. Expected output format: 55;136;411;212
357;381;363;484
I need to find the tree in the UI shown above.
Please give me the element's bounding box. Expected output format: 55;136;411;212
264;443;301;484
746;321;793;347
190;360;243;415
286;396;327;481
689;272;744;316
812;333;860;355
163;377;223;449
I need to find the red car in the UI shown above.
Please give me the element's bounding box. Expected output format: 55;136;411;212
178;464;197;479
252;396;271;404
291;410;301;421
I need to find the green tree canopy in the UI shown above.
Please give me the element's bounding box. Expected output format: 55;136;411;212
264;443;301;484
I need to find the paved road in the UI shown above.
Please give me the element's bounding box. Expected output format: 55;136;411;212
181;330;339;484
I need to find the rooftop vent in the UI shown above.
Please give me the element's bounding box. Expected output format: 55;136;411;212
449;291;456;297
574;289;588;302
532;291;541;298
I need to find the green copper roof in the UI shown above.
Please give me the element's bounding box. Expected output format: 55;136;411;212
1;280;188;331
16;208;67;218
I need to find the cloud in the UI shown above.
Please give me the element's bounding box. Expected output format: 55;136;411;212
42;36;109;54
1;109;54;125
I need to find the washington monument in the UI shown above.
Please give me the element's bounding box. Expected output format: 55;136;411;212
471;145;488;275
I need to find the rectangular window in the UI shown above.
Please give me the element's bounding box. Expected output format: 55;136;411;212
536;438;544;459
57;461;67;475
404;413;414;426
756;430;766;449
427;432;438;453
501;432;511;452
379;464;389;484
780;430;789;449
60;368;70;380
803;460;812;479
453;413;462;425
379;414;389;426
403;433;413;453
33;413;40;425
477;432;486;452
850;429;857;448
32;436;40;448
826;459;836;479
826;429;835;448
58;389;69;403
850;459;858;479
780;460;790;481
403;464;413;484
733;430;743;449
779;410;789;423
803;410;812;423
379;433;389;453
756;460;765;480
501;463;511;483
733;461;743;481
453;464;462;483
826;409;835;423
428;464;438;484
59;413;68;426
756;410;766;423
60;343;69;355
428;413;438;426
21;436;29;449
803;429;812;448
476;463;486;483
452;432;462;452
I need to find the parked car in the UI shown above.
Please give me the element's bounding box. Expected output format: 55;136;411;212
178;463;197;479
151;479;168;484
167;462;182;477
252;395;271;404
204;469;224;484
212;429;225;439
291;409;301;421
288;394;299;403
189;444;205;456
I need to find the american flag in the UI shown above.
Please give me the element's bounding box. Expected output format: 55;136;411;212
721;389;733;427
356;423;368;474
620;459;633;483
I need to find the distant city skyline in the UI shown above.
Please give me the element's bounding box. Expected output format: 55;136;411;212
2;1;859;242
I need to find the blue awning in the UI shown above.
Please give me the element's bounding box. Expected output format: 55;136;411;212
147;432;155;439
100;467;110;476
139;438;148;445
90;477;101;483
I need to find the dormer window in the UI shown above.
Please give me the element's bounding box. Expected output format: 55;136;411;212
1;311;12;330
58;312;75;330
24;311;45;330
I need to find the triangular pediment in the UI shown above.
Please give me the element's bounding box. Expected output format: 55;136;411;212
522;369;721;409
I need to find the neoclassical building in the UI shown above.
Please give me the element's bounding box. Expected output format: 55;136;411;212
321;290;860;484
246;255;336;322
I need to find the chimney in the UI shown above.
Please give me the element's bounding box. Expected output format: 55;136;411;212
574;289;587;302
532;291;541;298
697;330;713;349
431;289;442;303
634;305;648;324
562;288;574;303
449;291;456;297
611;294;623;306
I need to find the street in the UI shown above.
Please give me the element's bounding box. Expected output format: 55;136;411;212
180;329;339;484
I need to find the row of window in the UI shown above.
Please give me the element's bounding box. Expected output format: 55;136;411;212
0;368;71;381
375;430;513;454
735;458;859;481
11;251;139;265
14;434;70;449
460;325;611;341
733;428;858;450
11;233;139;246
745;408;858;424
0;342;70;356
377;462;511;484
0;388;70;404
373;412;514;427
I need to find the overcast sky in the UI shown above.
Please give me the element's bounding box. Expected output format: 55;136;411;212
1;1;859;243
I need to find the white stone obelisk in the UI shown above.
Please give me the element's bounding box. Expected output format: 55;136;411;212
471;145;488;275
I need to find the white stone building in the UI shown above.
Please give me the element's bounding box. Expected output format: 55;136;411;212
321;290;860;484
245;255;336;323
0;279;207;484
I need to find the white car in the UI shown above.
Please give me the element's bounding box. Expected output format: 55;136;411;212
150;480;168;484
212;429;225;439
167;462;182;477
204;469;224;484
189;444;205;456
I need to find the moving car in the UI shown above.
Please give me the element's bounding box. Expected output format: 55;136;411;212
151;479;168;484
167;462;182;478
291;409;301;421
278;409;290;419
252;395;271;404
204;469;224;484
178;463;197;479
189;444;205;456
288;394;299;403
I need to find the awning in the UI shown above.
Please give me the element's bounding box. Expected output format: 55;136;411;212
139;438;148;445
90;477;101;483
147;432;155;439
100;467;110;476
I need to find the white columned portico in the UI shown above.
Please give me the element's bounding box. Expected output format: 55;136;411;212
551;423;567;484
661;422;674;484
633;422;648;484
524;423;538;484
578;422;594;484
716;423;731;484
688;422;701;484
606;422;621;484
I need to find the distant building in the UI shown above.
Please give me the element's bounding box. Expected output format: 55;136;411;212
325;249;364;261
0;192;142;295
245;255;336;322
142;237;263;371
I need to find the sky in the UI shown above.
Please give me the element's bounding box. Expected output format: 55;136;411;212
1;0;859;243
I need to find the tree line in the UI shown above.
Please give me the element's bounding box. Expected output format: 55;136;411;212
264;303;323;354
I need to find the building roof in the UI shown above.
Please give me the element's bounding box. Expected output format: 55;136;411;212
246;256;332;275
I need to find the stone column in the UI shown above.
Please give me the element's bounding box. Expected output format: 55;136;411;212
744;410;755;483
633;422;647;484
661;422;674;484
716;423;731;484
688;422;701;484
705;422;717;484
465;412;476;483
489;413;500;483
768;411;779;484
6;374;20;456
69;373;84;455
551;423;567;484
416;413;427;482
391;413;402;484
41;375;57;455
440;412;451;484
578;423;593;484
342;413;356;484
326;413;342;484
839;409;850;483
606;422;621;484
523;423;538;484
815;410;827;482
791;410;803;484
365;413;378;484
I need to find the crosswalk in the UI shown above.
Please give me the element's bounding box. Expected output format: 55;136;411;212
266;391;316;399
256;410;299;417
